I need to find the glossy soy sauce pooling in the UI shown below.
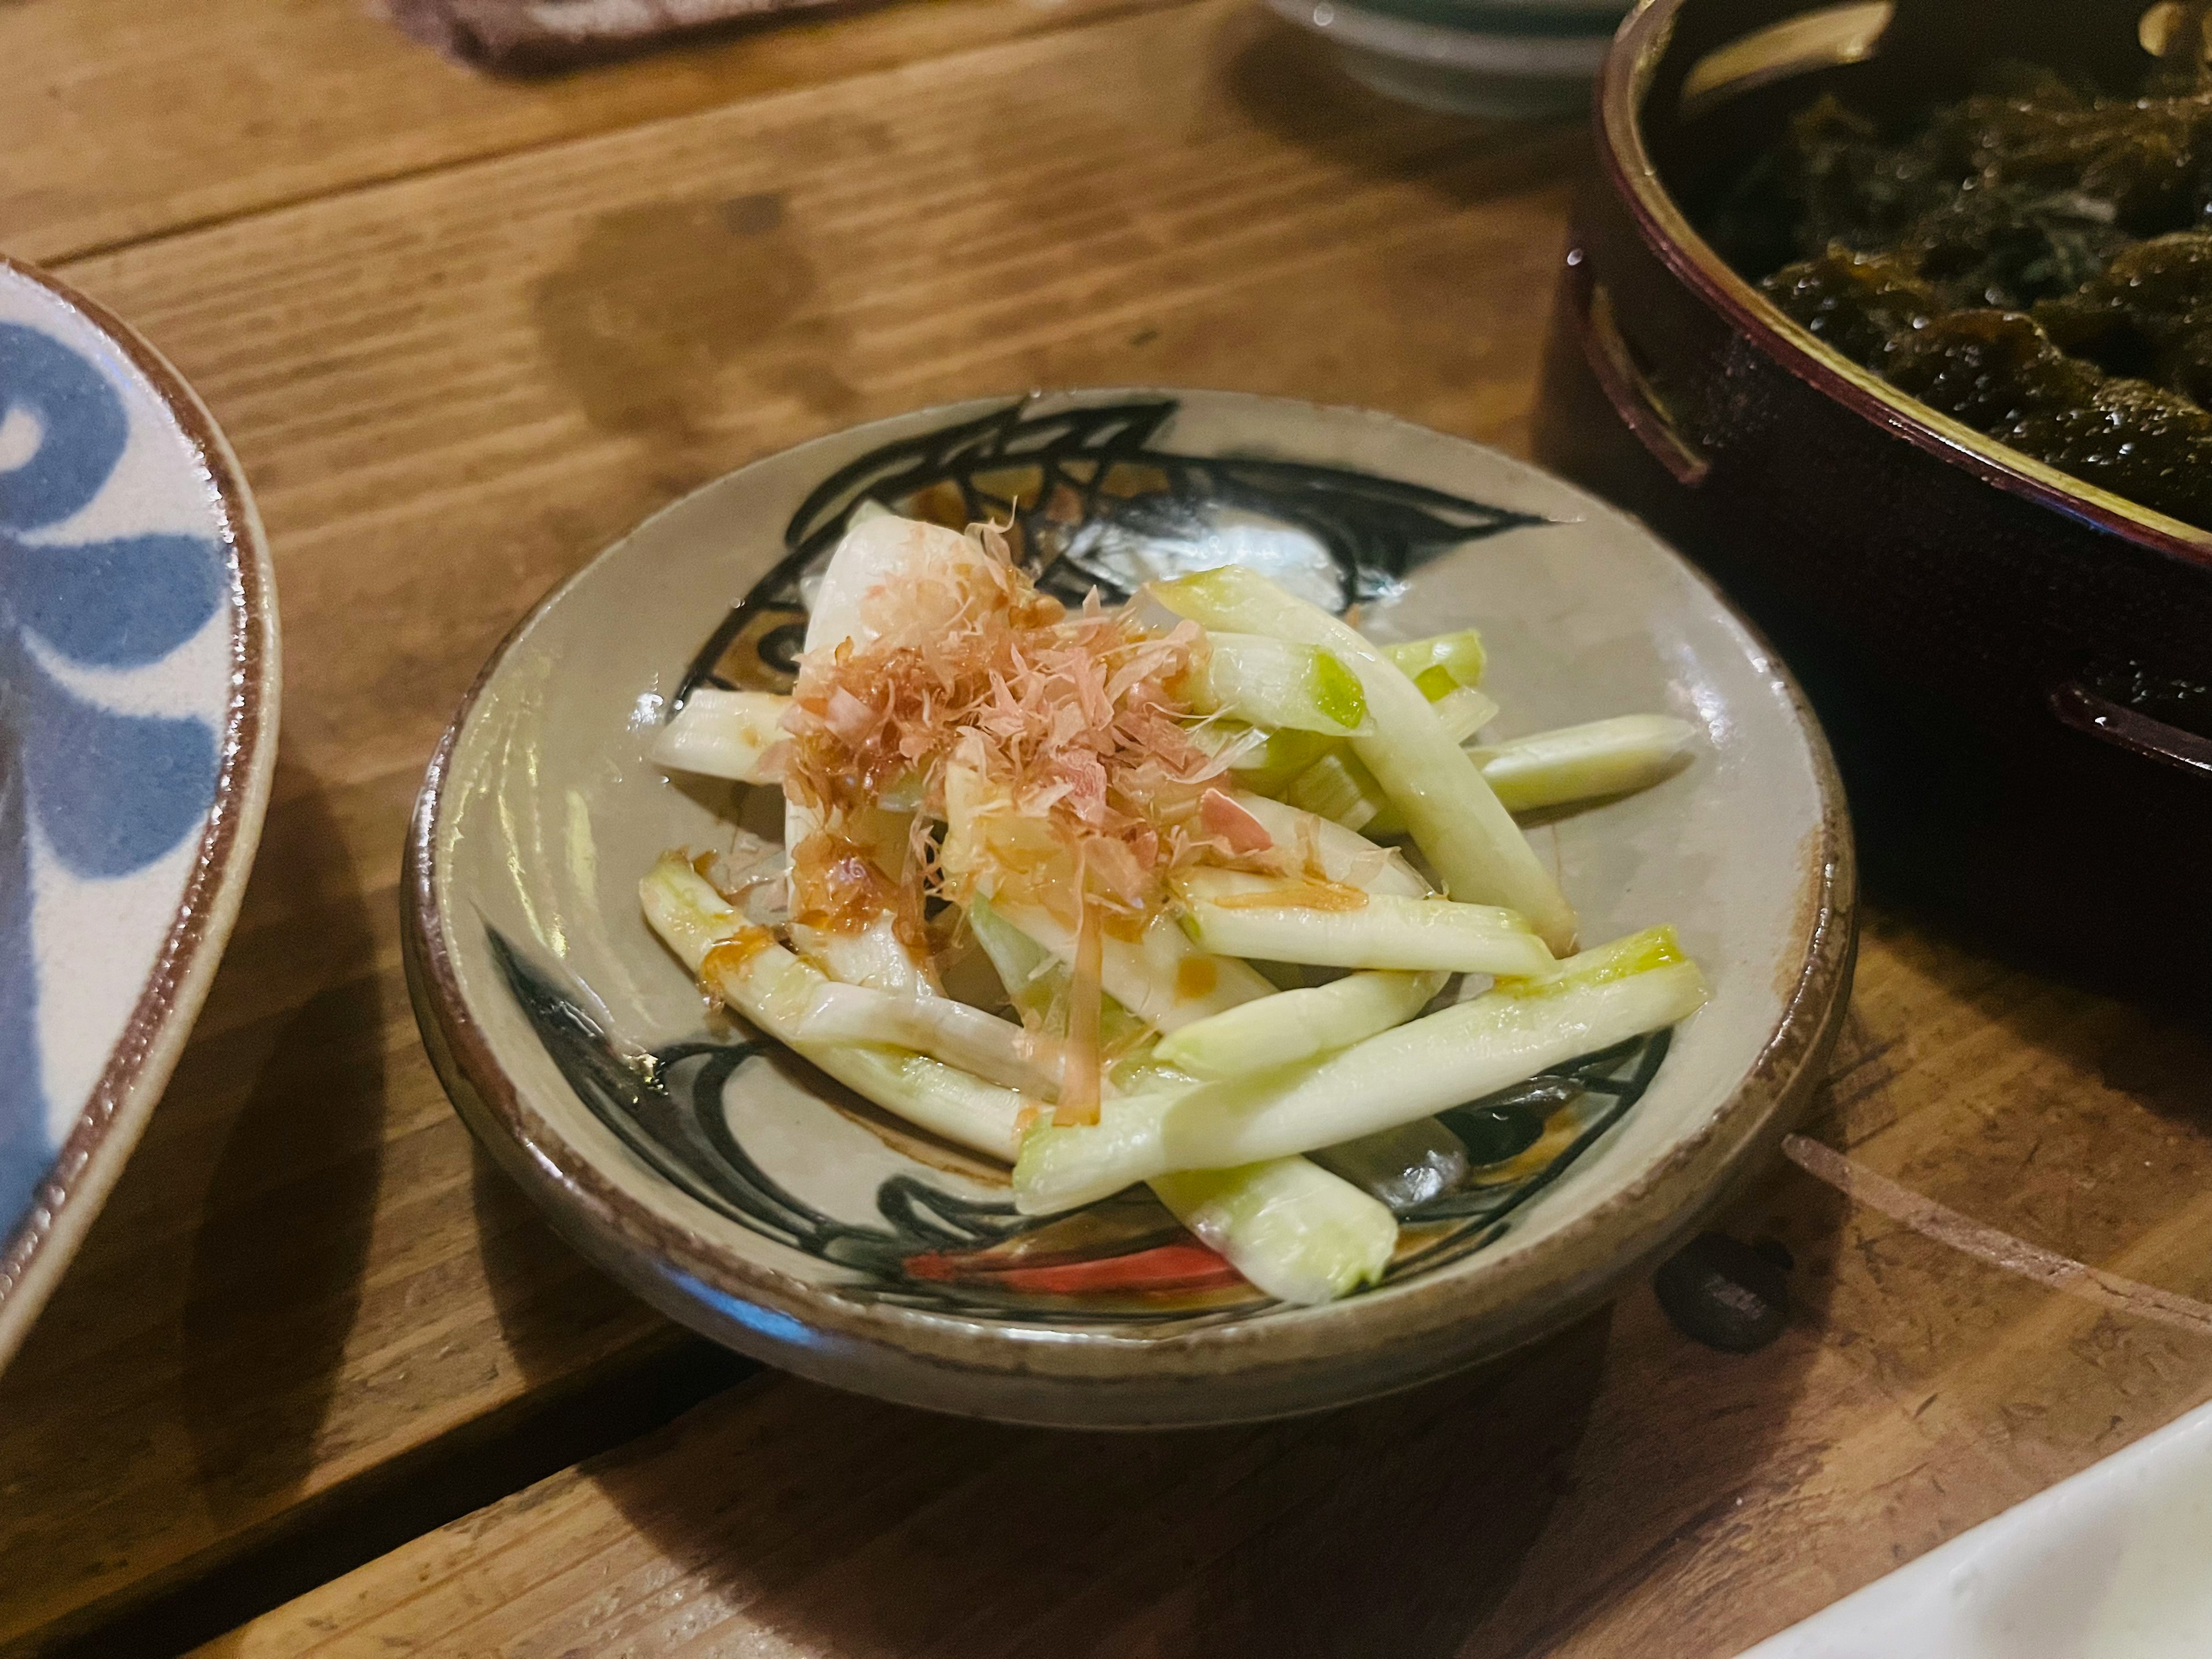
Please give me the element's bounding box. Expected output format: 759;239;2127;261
1705;6;2212;529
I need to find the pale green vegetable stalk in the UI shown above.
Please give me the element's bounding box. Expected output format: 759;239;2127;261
650;689;792;783
964;895;1149;1053
1150;1157;1397;1304
1153;968;1445;1078
1014;927;1706;1213
1470;715;1697;815
1282;748;1392;834
1200;796;1468;1187
1157;797;1442;1075
994;899;1273;1033
1288;713;1694;832
1154;567;1578;953
641;857;1031;1162
1431;686;1498;746
1243;666;1484;825
965;892;1069;1024
1184;633;1370;737
1185;722;1336;793
1384;628;1487;696
940;757;1271;1032
1174;870;1555;978
969;899;1396;1304
793;980;1062;1097
1228;791;1426;895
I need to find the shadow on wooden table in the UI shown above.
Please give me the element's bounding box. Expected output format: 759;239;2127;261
558;1205;1842;1658
180;761;389;1517
1393;1164;1853;1658
1218;18;1590;207
471;1139;673;1384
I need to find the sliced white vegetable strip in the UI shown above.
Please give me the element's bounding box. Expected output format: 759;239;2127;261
1219;725;1336;791
1174;870;1556;978
1384;628;1487;694
1281;749;1387;834
642;858;1029;1162
799;512;984;663
965;893;1067;1025
1013;927;1705;1213
1149;1157;1397;1304
1312;1119;1472;1210
794;981;1063;1097
651;689;792;783
1184;633;1369;737
1469;715;1697;815
641;856;753;969
1154;566;1578;953
1165;793;1443;1071
815;918;930;996
1217;782;1454;1192
966;895;1149;1051
995;900;1273;1032
1229;792;1427;896
1017;1093;1179;1215
1278;715;1692;830
650;859;1385;1299
786;514;986;996
1233;643;1480;813
1430;686;1499;747
1153;969;1445;1078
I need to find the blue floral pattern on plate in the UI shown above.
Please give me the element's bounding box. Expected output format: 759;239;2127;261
0;318;224;1239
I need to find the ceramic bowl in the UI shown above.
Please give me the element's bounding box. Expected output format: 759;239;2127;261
1268;0;1624;118
0;257;281;1371
406;389;1852;1427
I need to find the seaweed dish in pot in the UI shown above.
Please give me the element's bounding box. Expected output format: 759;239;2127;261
1550;0;2212;986
1705;2;2212;531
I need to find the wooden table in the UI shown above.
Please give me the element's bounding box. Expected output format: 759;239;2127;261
5;3;2209;1653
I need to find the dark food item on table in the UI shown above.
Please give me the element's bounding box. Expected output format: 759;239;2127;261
1653;1232;1791;1353
1702;5;2212;529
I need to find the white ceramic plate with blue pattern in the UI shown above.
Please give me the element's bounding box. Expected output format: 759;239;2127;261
0;257;280;1373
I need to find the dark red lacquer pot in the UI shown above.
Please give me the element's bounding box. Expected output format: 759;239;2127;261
1540;0;2212;987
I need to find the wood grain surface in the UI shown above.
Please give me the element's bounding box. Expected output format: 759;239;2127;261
8;0;2210;1652
197;910;2212;1658
0;0;1188;265
0;5;1585;1649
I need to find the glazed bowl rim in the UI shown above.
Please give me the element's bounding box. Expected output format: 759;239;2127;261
404;387;1856;1396
0;253;283;1372
1267;0;1622;70
1597;0;2212;575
